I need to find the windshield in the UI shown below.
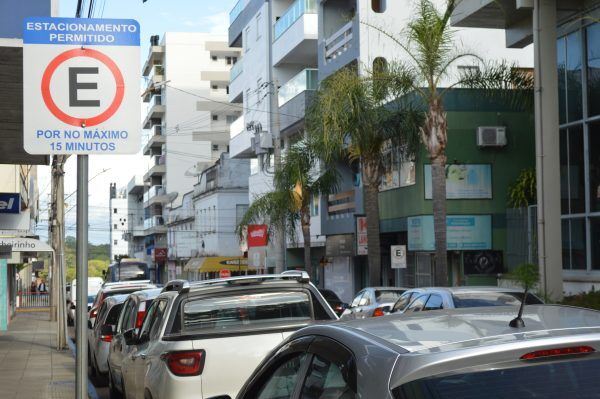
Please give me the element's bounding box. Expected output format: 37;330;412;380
376;290;405;303
117;263;148;281
452;292;543;308
394;357;600;398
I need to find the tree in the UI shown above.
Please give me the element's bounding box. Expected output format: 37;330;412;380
307;67;421;286
364;0;533;285
237;139;338;277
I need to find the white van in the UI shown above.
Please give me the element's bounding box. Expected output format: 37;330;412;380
68;277;104;326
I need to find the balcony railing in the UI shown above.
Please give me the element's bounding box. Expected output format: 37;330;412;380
230;60;243;82
279;69;318;106
151;124;163;136
149;94;162;108
230;0;249;24
144;215;165;230
143;185;166;203
274;0;317;41
150;64;164;78
324;20;354;62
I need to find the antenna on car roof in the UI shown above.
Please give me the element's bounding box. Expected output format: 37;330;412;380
508;263;538;329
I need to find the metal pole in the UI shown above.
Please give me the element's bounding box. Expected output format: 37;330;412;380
57;156;68;350
76;154;88;399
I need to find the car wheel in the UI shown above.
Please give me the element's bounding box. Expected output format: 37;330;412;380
108;369;123;399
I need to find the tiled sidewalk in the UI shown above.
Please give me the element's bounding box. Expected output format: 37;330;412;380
0;312;76;399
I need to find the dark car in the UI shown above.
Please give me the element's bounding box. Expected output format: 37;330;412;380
319;289;348;316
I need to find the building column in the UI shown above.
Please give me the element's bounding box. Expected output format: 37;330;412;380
0;259;7;330
534;0;563;300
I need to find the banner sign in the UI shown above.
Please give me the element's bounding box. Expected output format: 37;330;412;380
408;215;492;251
356;216;368;255
424;164;492;199
247;224;268;247
0;194;21;214
23;17;141;154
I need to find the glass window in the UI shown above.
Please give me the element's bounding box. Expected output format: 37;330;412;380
392;292;414;313
566;31;583;122
393;358;600;399
424;294;443;311
256;354;307;399
560;126;585;214
106;303;124;326
350;291;364;308
181;291;311;332
371;0;386;13
140;300;163;340
375;289;404;304
452;292;543;308
557;37;567;124
590;123;600;211
590;217;600;270
301;355;356;398
404;295;428;313
588;23;600;117
562;218;587;270
117;299;133;333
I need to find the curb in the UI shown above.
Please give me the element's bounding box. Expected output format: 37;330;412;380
67;337;99;399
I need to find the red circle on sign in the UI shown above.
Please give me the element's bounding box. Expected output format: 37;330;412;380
41;48;125;127
219;269;231;279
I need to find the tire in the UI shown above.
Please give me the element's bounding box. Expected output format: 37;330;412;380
108;368;123;399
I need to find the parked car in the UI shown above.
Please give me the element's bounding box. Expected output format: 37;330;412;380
87;294;128;386
212;305;600;399
340;287;407;320
393;286;544;314
107;288;162;399
319;289;348;316
67;277;104;326
89;281;157;327
118;274;338;399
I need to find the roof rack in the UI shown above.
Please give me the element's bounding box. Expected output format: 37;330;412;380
161;279;190;293
185;272;311;289
102;280;152;288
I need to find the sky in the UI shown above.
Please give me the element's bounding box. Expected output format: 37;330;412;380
36;0;237;244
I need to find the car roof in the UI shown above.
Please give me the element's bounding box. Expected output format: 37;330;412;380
362;287;409;291
421;286;529;294
331;305;600;353
129;288;162;300
101;283;156;292
103;294;129;306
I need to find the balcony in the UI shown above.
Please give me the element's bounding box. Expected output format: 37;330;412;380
229;0;249;24
272;0;317;67
279;69;317;134
143;184;171;206
229;115;254;158
143;155;166;182
229;60;244;103
143;125;165;155
142;45;165;76
143;65;165;102
143;94;165;128
144;215;167;235
319;17;359;81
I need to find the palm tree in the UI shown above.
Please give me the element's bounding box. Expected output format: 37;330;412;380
364;0;533;286
236;139;338;277
307;67;422;287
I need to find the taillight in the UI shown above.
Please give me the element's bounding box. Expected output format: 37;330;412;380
136;302;147;329
161;350;205;376
521;346;595;360
373;307;386;317
100;334;113;343
90;308;98;318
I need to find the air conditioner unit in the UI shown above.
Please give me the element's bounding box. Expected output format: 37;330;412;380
477;126;507;147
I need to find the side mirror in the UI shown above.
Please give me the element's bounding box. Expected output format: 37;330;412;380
87;319;93;329
101;324;114;336
123;329;138;346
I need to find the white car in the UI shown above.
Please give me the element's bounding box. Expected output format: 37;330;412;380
118;274;338;399
68;277;104;326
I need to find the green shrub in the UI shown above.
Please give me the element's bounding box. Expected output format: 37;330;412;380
560;290;600;310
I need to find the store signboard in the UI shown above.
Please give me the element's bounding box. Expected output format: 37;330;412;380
408;215;492;251
356;216;368;255
424;164;492;199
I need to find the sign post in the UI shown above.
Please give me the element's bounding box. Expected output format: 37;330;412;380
23;17;140;399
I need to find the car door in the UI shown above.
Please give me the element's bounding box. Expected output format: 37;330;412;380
110;297;134;386
132;299;168;399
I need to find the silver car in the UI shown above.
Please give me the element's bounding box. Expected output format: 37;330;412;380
214;305;600;399
340;287;407;320
87;294;128;386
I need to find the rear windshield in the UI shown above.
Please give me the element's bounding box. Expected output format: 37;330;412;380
394;357;600;398
106;303;124;325
181;291;312;332
452;292;543;308
375;290;404;303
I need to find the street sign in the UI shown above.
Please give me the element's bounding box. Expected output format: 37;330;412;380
391;245;407;269
219;269;231;279
23;17;141;154
0;194;21;214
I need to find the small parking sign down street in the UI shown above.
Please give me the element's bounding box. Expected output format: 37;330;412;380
23;17;140;155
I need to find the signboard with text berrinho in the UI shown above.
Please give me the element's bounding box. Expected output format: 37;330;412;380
23;17;140;154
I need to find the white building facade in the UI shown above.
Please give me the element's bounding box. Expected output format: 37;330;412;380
124;176;146;260
109;183;129;261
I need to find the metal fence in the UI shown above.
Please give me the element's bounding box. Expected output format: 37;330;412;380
16;291;50;309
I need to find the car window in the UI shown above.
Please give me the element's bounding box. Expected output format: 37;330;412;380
320;290;339;302
181;291;312;332
106;303;124;326
117;299;133;333
310;292;335;320
404;295;429;313
350;291;364;308
375;290;404;304
424;294;444;311
139;300;161;339
256;354;307;399
301;354;357;399
451;292;542;308
358;292;370;307
392;292;414;313
95;303;108;329
149;300;167;340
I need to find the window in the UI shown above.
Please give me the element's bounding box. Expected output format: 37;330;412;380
226;85;230;94
140;300;167;341
256;354;307;399
424;294;443;311
301;354;356;398
114;224;117;229
114;240;118;246
250;158;259;175
211;55;217;61
245;27;251;52
256;13;262;40
226;56;232;65
562;218;587;270
404;295;428;313
375;289;404;303
589;122;600;211
106;303;124;326
116;299;134;333
392;292;414;313
310;194;319;217
371;0;386;13
350;291;365;308
560;126;585;214
114;208;117;214
212;114;218;121
212;84;218;90
212;144;219;151
226;115;237;123
588;24;600;117
380;141;416;191
557;31;583;123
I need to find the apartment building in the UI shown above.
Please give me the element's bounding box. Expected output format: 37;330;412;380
141;32;242;282
123;176;146;260
108;183;129;261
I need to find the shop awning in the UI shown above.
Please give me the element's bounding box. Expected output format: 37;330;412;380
183;257;205;272
199;257;251;273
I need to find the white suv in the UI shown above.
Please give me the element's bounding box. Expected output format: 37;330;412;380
118;274;337;399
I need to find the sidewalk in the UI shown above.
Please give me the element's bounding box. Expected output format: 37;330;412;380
0;312;76;399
